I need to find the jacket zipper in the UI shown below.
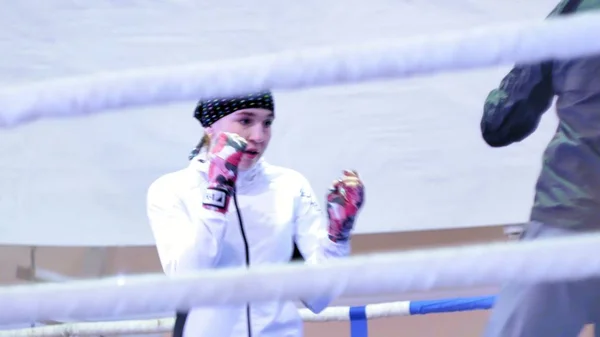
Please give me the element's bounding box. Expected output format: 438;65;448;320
233;193;252;337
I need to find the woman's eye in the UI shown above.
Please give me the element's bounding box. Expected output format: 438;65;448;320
239;118;251;125
264;120;273;127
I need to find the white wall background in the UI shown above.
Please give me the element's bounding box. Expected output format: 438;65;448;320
0;0;562;246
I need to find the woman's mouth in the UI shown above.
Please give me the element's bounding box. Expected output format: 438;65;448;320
244;150;260;159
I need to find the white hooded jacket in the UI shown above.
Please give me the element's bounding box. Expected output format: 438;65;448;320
147;153;351;337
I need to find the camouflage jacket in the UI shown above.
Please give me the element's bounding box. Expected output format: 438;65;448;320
481;0;600;229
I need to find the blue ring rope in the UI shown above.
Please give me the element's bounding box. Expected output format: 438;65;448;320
347;295;496;337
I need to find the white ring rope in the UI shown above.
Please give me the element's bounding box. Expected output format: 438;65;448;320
0;303;414;337
0;319;174;337
1;10;600;128
0;296;493;336
0;233;598;326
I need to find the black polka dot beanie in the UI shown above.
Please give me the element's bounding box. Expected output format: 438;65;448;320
194;91;275;127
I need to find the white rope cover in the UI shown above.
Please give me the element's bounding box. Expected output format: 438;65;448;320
0;233;598;326
1;10;600;128
0;319;174;337
298;301;412;322
0;302;412;337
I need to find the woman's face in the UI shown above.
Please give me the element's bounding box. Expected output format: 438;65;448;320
206;108;274;170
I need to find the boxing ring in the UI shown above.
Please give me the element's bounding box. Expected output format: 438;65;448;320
1;9;600;337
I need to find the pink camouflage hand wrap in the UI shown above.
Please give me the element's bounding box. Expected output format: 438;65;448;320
326;170;365;242
202;132;247;214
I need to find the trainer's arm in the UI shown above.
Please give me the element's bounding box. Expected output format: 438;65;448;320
478;0;578;148
481;63;555;147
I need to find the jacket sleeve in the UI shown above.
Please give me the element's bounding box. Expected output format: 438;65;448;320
478;0;574;148
147;178;228;275
481;63;555;147
292;175;351;313
480;0;587;147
